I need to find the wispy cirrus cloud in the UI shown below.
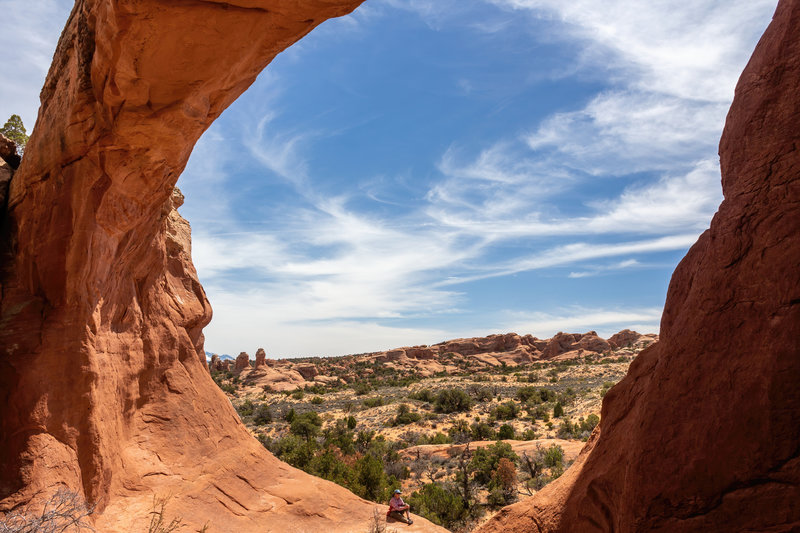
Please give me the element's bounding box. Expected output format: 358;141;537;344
179;0;775;356
504;306;664;339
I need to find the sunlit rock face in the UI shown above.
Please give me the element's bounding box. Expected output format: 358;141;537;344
0;1;440;531
478;1;800;531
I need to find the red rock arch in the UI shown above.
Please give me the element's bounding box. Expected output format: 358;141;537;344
0;0;797;531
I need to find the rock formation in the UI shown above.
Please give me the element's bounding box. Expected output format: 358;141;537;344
478;1;800;531
0;134;17;212
208;353;221;372
294;363;319;380
254;347;267;368
233;351;251;372
0;134;21;170
0;0;445;531
606;328;641;349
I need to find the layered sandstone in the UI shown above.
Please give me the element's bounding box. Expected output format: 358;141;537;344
478;1;800;531
234;351;251;372
254;347;268;368
0;0;445;531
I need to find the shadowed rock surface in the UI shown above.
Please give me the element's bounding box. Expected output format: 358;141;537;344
478;1;800;531
0;1;445;531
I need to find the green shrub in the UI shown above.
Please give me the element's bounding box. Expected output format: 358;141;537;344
429;432;451;445
516;386;539;402
346;415;357;430
407;483;469;530
310;396;324;405
542;444;564;469
530;405;550;421
467;384;494;402
408;388;436;403
584;414;600;431
236;399;255;417
353;381;373;396
492;401;520;420
497;424;515;440
392;404;422;426
363;397;386;408
291;390;305;400
434;389;474;413
553;402;564;418
470;422;496;441
253;404;273;425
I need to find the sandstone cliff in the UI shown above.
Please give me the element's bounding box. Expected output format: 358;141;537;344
477;1;800;531
0;1;445;531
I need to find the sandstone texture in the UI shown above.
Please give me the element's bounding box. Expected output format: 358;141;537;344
0;134;20;170
478;2;800;531
254;347;267;368
234;351;251;372
0;0;446;531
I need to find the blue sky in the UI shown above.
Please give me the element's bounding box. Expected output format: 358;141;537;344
1;0;777;357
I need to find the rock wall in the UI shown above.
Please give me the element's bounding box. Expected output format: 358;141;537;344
0;1;445;531
478;1;800;531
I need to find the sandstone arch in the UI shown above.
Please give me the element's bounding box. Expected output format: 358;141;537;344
0;1;445;531
0;0;797;531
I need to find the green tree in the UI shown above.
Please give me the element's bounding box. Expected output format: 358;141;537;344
0;114;28;153
290;411;322;442
354;453;386;501
470;441;519;486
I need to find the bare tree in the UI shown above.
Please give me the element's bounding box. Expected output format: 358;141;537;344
0;488;95;533
455;443;474;508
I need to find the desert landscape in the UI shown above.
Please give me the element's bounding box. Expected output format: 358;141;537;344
210;330;655;530
0;0;798;532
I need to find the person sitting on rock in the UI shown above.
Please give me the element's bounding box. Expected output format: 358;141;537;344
387;489;413;525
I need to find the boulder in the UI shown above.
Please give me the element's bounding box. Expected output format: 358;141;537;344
0;133;20;169
294;363;318;380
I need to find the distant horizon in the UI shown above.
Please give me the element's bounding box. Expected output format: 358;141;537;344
1;0;777;358
204;325;659;360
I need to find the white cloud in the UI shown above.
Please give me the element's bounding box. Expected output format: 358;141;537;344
438;234;698;285
568;258;640;278
489;0;775;102
184;0;773;356
525;91;727;175
0;1;71;130
504;306;663;339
